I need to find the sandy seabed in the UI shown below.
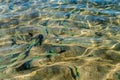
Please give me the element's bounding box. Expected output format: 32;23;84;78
0;0;120;80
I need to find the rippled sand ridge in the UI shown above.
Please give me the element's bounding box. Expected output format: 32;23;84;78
0;0;120;80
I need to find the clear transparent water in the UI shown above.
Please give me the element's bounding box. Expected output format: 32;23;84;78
0;0;120;79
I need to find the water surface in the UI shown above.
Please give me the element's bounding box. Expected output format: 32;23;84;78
0;0;120;80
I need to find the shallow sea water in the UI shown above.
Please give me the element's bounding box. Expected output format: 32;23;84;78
0;0;120;80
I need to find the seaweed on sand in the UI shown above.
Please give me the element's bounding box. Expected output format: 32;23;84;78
23;49;30;59
69;67;77;80
74;66;80;78
22;34;44;59
33;34;44;46
28;32;33;37
37;34;44;45
11;38;16;46
118;74;120;80
68;66;80;80
46;48;54;59
46;47;57;60
16;59;32;71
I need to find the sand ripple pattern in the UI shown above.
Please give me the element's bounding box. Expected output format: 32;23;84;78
0;0;120;80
